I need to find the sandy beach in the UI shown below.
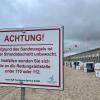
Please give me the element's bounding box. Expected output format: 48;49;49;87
0;66;100;100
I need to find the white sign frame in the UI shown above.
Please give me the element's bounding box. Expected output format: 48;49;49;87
0;26;64;90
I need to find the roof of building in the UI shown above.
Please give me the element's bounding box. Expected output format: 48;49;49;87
66;47;100;57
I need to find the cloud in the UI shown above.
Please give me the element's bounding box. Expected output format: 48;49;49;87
0;0;100;55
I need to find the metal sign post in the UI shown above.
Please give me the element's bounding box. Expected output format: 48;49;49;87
21;87;25;100
20;81;25;100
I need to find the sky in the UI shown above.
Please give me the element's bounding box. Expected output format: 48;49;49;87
0;0;100;56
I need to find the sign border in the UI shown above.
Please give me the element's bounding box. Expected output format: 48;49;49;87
0;27;63;90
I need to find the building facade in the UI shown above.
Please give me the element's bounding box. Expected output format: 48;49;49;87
64;48;100;63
